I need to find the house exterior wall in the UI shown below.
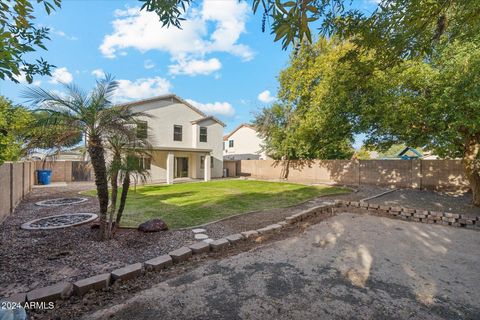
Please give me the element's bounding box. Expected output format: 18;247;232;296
223;126;267;160
132;99;224;180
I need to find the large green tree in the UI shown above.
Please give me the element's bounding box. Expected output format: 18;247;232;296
0;96;33;163
272;37;480;205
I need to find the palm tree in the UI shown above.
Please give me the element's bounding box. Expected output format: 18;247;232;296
105;126;151;238
24;76;145;240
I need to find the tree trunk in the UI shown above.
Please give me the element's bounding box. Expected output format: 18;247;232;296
87;135;109;240
114;173;130;234
463;136;480;207
107;154;121;239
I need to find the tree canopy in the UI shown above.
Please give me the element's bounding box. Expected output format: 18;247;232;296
0;0;61;83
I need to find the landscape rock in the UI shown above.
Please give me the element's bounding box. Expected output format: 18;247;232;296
138;219;168;232
241;230;259;239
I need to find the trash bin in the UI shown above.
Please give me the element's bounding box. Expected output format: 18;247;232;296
37;169;52;185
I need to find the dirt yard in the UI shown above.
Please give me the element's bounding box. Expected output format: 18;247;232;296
0;182;367;298
81;213;480;320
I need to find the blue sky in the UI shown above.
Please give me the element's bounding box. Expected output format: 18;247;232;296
0;0;377;144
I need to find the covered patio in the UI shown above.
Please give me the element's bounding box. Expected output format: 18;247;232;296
147;147;213;184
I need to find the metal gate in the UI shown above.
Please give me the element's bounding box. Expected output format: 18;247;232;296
72;161;92;181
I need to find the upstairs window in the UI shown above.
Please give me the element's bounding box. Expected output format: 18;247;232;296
229;140;234;148
136;121;148;139
173;125;182;141
199;127;207;142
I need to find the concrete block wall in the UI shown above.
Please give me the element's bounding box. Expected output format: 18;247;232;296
34;161;73;183
0;162;35;223
238;159;468;190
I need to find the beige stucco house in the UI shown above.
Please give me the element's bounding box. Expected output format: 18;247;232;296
122;94;225;184
223;124;269;160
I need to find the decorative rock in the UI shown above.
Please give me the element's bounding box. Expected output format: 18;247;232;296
145;255;173;271
267;224;282;232
277;221;288;227
210;238;229;251
226;233;244;244
192;228;206;233
241;230;259;239
189;242;211;254
169;247;192;263
27;282;72;303
111;263;142;282
203;238;214;244
73;273;111;296
194;233;209;240
138;219;168;232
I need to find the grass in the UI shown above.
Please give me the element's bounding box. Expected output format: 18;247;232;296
82;180;350;229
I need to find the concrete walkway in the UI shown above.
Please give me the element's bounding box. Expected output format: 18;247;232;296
85;213;480;320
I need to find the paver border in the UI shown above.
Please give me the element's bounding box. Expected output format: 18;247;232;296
35;197;89;207
21;213;98;230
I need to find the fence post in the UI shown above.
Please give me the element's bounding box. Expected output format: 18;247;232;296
9;163;13;213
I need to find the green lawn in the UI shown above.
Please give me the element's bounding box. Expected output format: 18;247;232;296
83;180;350;229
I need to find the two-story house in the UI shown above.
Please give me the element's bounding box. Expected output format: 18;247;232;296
223;124;269;160
121;94;225;184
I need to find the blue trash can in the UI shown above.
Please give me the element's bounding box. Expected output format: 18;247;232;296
37;169;52;185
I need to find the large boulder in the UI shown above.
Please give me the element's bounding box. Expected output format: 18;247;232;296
138;219;168;232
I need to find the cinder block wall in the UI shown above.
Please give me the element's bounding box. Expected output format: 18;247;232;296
34;161;73;182
0;162;35;223
237;159;468;190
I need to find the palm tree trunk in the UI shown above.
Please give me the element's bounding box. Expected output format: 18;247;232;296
87;134;109;240
108;163;119;239
114;173;130;234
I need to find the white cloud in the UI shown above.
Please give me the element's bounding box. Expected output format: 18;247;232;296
186;99;235;117
91;68;105;78
114;77;172;102
144;59;155;69
55;30;78;40
257;90;276;103
100;1;253;76
169;57;221;76
50;67;73;84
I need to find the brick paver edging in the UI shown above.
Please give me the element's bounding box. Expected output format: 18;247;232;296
5;200;478;305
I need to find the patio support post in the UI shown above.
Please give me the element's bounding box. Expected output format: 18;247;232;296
204;154;211;182
166;152;174;184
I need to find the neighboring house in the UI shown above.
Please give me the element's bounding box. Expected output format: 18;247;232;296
122;94;225;184
223;124;268;160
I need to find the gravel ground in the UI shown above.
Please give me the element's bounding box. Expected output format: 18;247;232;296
0;182;377;298
82;213;480;320
367;188;480;219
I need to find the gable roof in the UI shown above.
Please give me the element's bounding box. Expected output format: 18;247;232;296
224;123;256;140
117;94;226;127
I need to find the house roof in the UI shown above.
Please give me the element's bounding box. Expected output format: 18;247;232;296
191;116;226;127
397;147;423;158
224;123;256;140
117;94;226;127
